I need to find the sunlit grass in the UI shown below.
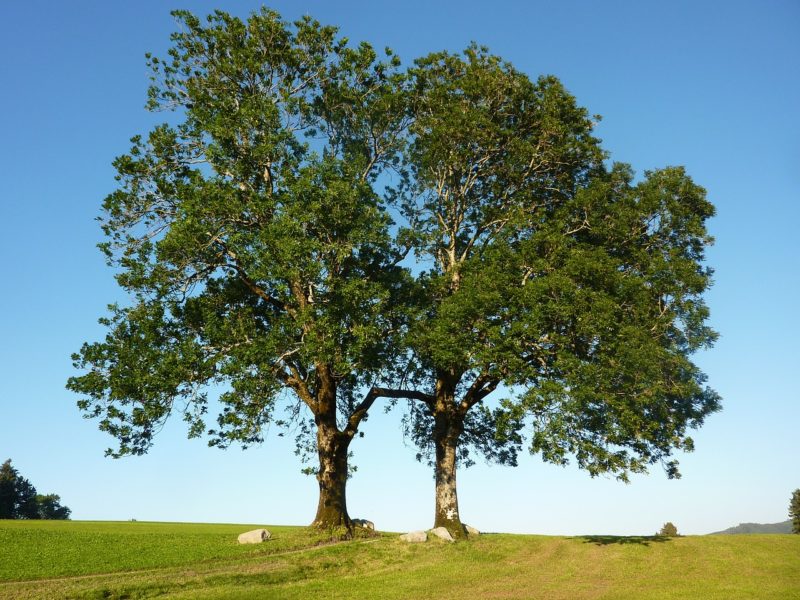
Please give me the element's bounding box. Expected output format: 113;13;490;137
0;520;338;581
1;521;798;599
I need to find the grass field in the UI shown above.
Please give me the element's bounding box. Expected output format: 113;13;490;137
1;520;798;599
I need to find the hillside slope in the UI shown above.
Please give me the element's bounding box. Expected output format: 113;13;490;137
710;520;792;534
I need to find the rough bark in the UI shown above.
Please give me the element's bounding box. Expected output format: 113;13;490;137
311;420;352;534
432;372;467;539
433;415;466;538
309;364;353;536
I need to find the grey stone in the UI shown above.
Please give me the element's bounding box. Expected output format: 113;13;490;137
237;528;271;544
353;518;375;530
399;530;427;543
429;526;455;542
464;524;480;536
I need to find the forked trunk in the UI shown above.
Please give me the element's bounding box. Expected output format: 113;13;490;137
311;419;353;536
432;412;467;539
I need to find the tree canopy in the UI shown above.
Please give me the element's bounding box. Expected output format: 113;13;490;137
378;45;719;536
659;522;679;537
67;8;412;534
68;8;719;538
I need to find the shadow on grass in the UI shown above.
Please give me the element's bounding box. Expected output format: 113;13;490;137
578;535;673;546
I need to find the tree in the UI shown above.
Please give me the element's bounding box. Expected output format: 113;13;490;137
790;489;800;534
379;46;720;537
67;9;411;535
0;459;37;519
659;522;678;537
66;13;720;539
36;495;72;520
14;476;39;520
0;459;19;518
0;460;71;520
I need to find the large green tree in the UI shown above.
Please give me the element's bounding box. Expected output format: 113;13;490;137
380;46;720;537
67;9;411;534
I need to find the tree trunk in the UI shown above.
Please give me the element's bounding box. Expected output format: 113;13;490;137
310;419;353;535
432;410;467;539
307;364;353;536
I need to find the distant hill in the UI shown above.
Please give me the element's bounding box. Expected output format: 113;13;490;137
710;520;793;534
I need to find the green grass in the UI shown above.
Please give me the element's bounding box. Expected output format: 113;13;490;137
1;521;798;599
0;520;335;581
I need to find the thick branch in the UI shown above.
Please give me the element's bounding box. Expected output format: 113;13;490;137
460;374;499;412
343;387;379;438
375;386;435;404
344;385;434;439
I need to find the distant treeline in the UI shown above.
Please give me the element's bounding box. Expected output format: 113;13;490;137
0;459;71;520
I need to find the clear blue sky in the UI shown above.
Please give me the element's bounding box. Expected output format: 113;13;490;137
1;0;797;536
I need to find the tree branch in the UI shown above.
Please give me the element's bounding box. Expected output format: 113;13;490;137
215;241;296;318
344;386;435;438
276;366;316;411
460;374;499;412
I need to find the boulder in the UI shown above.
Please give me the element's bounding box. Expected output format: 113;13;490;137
429;526;455;542
353;518;375;530
464;524;480;536
237;528;271;544
399;530;427;543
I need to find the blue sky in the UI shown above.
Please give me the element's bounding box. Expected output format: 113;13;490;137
0;0;797;535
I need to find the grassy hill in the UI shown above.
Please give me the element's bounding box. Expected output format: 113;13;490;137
1;520;799;599
710;520;793;534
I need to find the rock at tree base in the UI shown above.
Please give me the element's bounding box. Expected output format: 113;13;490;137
237;529;271;544
353;518;375;530
399;530;427;543
465;524;480;536
429;527;455;542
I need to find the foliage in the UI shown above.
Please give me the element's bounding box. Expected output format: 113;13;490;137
0;460;71;520
659;522;679;537
510;163;720;480
67;8;719;533
66;8;414;528
68;8;408;455
383;48;616;531
790;489;800;534
35;495;72;520
378;42;719;535
395;45;719;478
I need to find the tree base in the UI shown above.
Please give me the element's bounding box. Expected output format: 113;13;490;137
310;517;354;541
433;517;467;540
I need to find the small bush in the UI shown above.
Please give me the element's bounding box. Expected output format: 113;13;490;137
658;522;679;537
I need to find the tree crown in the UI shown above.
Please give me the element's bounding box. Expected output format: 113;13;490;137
390;46;718;478
68;9;412;457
